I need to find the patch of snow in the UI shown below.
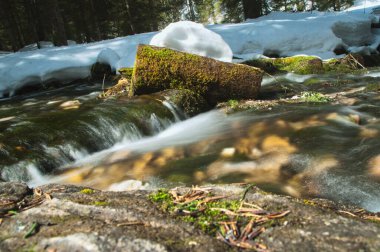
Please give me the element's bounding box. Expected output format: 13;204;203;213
346;0;380;13
150;21;233;62
96;48;120;71
210;11;376;61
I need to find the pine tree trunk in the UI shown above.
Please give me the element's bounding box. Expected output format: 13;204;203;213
124;0;136;34
51;0;67;46
89;0;101;41
242;0;262;19
0;0;24;50
187;0;197;21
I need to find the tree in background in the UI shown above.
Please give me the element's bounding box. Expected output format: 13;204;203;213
242;0;264;18
219;0;269;22
316;0;354;11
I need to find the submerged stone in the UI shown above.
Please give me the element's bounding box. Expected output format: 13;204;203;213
90;62;113;81
244;53;375;75
157;89;210;116
130;45;263;105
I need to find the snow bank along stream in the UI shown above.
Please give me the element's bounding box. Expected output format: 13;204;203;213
1;7;380;97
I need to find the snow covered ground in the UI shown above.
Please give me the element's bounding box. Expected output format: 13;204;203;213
0;1;380;97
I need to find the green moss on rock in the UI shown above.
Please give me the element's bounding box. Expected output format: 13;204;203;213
160;89;210;116
80;188;94;194
244;54;371;75
272;56;324;74
118;67;134;79
148;189;242;235
131;45;263;105
244;56;324;75
300;91;330;103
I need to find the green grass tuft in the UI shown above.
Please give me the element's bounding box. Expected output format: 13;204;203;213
300;92;330;103
80;188;95;194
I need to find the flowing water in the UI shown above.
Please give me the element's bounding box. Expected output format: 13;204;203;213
1;70;380;212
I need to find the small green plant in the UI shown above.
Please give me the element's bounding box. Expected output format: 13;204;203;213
92;201;108;206
149;187;290;250
80;188;95;194
118;67;134;78
300;91;330;103
148;189;175;211
149;189;171;202
227;99;239;109
149;189;243;234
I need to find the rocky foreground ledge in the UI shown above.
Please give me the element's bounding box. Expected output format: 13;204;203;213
1;182;380;252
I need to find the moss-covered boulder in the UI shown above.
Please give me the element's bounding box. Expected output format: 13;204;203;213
244;53;373;75
130;45;263;105
272;56;324;74
158;89;210;116
244;56;324;75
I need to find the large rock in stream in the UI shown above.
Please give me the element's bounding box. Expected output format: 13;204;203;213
130;45;263;105
1;182;380;251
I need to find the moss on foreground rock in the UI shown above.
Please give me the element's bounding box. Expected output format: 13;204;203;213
130;45;263;105
1;182;380;251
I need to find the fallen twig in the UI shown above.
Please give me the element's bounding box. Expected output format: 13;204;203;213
241;184;255;201
268;210;291;219
337;210;357;217
363;215;380;222
349;54;366;70
241;202;263;210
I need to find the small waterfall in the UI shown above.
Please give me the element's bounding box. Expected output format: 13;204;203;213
162;100;186;121
0;88;182;182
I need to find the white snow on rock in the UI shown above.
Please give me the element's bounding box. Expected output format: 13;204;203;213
150;21;233;62
347;0;380;13
210;11;376;60
96;48;120;71
1;4;380;97
0;32;154;97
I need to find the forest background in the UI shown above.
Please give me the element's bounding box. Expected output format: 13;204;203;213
0;0;354;51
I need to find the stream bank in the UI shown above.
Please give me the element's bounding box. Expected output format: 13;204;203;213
1;182;380;252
